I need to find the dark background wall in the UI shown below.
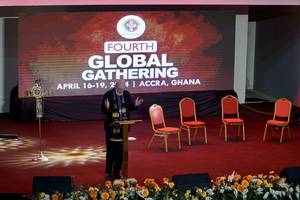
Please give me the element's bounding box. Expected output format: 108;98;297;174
4;18;18;113
254;12;300;106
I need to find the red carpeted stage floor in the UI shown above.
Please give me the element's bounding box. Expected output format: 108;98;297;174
0;102;300;194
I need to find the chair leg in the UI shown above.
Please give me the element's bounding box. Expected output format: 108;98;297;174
164;136;168;152
263;124;268;141
187;127;191;145
147;135;155;149
242;124;245;141
224;124;228;142
204;126;208;144
237;125;240;136
177;130;181;150
280;127;285;143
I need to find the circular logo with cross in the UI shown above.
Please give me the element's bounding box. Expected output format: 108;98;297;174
31;85;43;98
117;15;146;39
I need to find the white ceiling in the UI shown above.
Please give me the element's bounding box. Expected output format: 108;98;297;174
0;0;299;6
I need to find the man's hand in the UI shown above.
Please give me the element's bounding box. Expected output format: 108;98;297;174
105;98;110;110
135;97;144;107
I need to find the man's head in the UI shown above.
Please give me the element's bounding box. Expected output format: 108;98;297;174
115;80;125;96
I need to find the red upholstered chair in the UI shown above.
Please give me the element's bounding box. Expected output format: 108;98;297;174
263;98;292;143
179;97;207;145
148;104;181;152
220;95;245;142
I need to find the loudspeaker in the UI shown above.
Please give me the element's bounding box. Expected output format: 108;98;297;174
0;134;18;139
280;167;300;185
0;193;29;200
172;173;211;192
32;176;73;194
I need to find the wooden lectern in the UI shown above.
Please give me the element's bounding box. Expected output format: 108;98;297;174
114;119;142;178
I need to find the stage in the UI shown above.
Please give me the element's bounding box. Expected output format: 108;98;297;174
1;102;300;194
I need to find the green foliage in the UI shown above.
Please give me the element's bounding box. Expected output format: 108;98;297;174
32;172;300;200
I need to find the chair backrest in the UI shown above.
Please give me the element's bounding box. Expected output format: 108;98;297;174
273;98;292;122
179;97;197;124
221;95;239;119
149;104;166;131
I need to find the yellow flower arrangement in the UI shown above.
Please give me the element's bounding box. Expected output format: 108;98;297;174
196;188;203;193
88;187;99;200
233;174;241;182
237;184;245;192
135;183;142;190
153;183;161;192
244;174;253;182
100;191;109;200
163;177;175;189
113;179;125;188
144;178;156;188
51;194;59;200
143;178;161;192
265;182;273;188
125;178;137;187
201;190;207;198
241;179;249;188
256;179;263;188
39;192;45;199
142;186;150;197
109;190;116;200
104;180;112;189
32;172;300;200
232;181;239;189
184;189;191;199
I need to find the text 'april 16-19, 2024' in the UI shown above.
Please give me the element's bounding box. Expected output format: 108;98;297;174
56;79;201;91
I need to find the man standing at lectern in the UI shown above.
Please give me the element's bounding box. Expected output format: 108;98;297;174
101;80;143;180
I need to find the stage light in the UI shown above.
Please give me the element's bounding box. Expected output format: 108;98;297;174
0;137;35;152
2;146;106;168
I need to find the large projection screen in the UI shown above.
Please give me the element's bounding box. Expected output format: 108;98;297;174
18;11;235;97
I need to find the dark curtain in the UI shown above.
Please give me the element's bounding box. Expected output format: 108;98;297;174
12;90;236;122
